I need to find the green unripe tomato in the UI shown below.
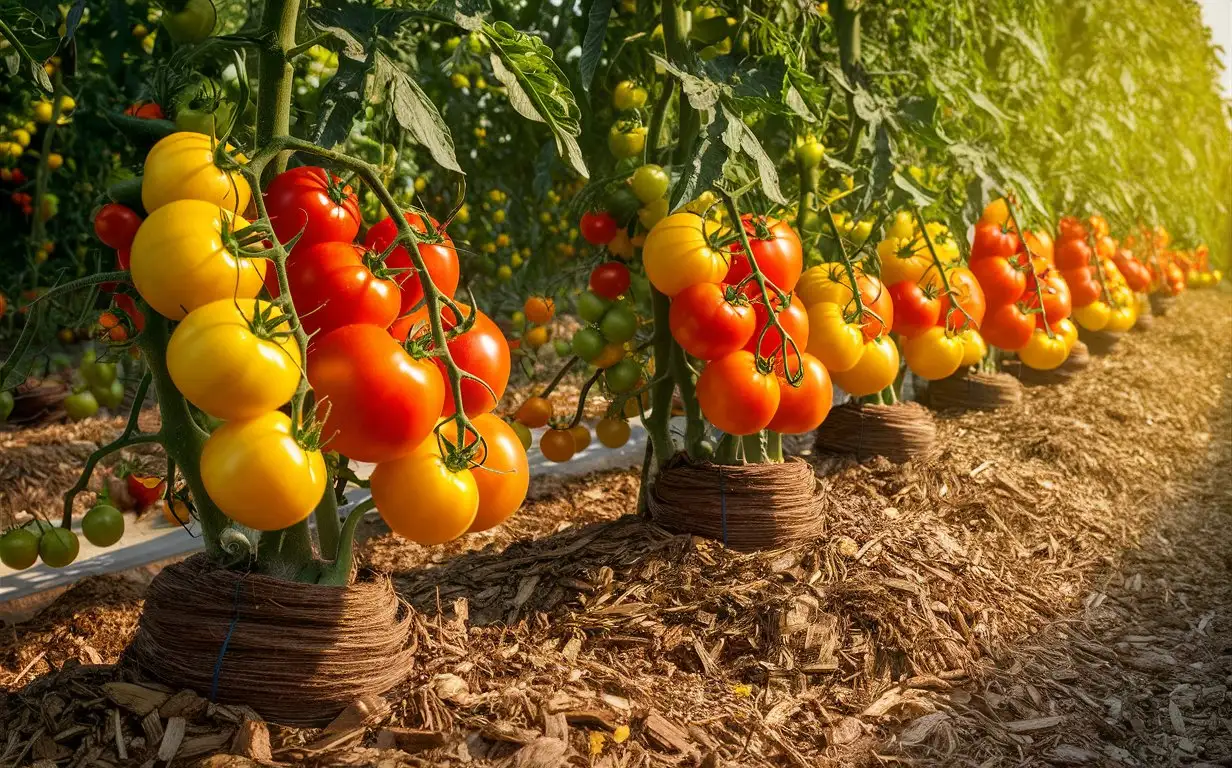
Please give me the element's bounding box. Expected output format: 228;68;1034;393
82;505;125;547
612;80;648;111
0;528;40;570
39;527;80;568
630;164;669;204
576;291;611;324
604;359;641;394
571;327;606;362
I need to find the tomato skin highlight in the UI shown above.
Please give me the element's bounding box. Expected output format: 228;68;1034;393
696;351;781;436
307;324;445;463
767;353;833;434
669;282;755;361
167;299;302;421
130;200;267;319
200;412;327;531
264;166;361;249
725;216;804;293
363;213;460;314
141;132;250;215
372;453;478;545
287;242;401;337
94;204;143;250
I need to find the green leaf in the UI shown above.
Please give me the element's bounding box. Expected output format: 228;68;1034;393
0;8;57;91
670;110;729;211
651;54;722;112
579;0;611;92
891;170;936;208
377;53;461;173
721;103;787;205
484;21;588;179
310;50;373;149
964;86;1009;127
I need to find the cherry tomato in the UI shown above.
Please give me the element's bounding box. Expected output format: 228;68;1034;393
524;296;555;324
510;421;533;449
589;262;631;299
725;216;804;293
830;336;899;397
516;396;553;428
596;418;631;448
264;166;361;249
141;132;250;215
767;353;832;434
287;242;401;337
612;80;648;110
39;528;79;568
669;282;755;361
744;292;810;361
970;255;1027;306
161;0;216;43
372;452;478;544
540;429;576;462
696;351;780;435
901;326;964;380
125;101;166;119
980;302;1034;351
363;212;460;314
642;213;728;297
307;324;445;462
0;528;40;569
888;280;941;338
569;425;592;452
93;204;143;250
604;359;641;393
580;211;619;245
577;291;611;323
630;164;669;204
571;327;606;362
599;303;638;343
82;505;125;547
127;474;166;510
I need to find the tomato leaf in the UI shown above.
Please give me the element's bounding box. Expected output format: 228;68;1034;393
963;86;1009;127
891;170;936;209
310;50;373;149
578;0;612;92
670;110;730;211
377;53;462;173
0;9;57;91
651;54;722;112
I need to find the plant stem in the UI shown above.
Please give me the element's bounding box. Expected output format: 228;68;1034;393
715;433;739;464
766;431;783;462
644;288;676;469
833;0;864;163
741;433;768;462
317;500;374;586
668;345;705;456
314;483;341;561
255;0;301;173
29;72;64;287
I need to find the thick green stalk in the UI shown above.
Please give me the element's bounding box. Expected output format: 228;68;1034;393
715;433;739;464
255;0;301;172
833;1;864;163
669;345;705;457
766;431;783;462
314;482;341;560
644;288;677;469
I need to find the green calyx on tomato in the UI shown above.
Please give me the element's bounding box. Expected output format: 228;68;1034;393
173;77;232;136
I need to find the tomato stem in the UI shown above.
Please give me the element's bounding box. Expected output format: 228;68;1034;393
1003;196;1054;336
669;344;706;456
911;203;975;332
539;355;580;398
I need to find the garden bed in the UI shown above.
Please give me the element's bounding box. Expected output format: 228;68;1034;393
2;290;1229;767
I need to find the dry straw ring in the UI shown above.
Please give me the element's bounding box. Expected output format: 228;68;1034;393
126;555;415;726
926;370;1023;412
814;401;938;463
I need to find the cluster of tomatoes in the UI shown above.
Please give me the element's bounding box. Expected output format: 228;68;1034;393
87;131;529;548
1052;215;1140;334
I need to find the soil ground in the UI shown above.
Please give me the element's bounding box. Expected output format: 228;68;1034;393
1;288;1229;768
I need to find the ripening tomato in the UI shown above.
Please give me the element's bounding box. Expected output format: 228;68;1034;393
937;267;986;330
419;307;510;417
1018;329;1069;370
830;336;899;397
130;199;267;319
372;452;478;544
363;212;460;314
805;302;865;373
812;270;893;340
1058;217;1087;242
200;412;327;531
524;296;555;324
767;353;832;434
93;203;142;250
1023;229;1055;268
642;213;728;296
980;302;1034;351
1062;266;1102;307
902;326;964;380
589;261;631;299
264;166;361;248
167;299;301;420
1024;270;1072;325
453;414;529;533
1054;237;1093;271
957;328;987;366
596;418;631;448
141;132;250;214
1095;235;1117;259
515;396;553;428
971;222;1020;262
669;282;755;360
1072;300;1111;331
877;237;933;286
744;293;810;361
580;211;619;245
540;429;577;463
888;280;940;338
307;324;445;462
287;242;400;337
979;197;1010;227
970;254;1026;306
1050;317;1078;351
696;351;780;435
725;216;804;292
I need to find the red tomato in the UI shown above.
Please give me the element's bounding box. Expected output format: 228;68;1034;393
1057;217;1087;242
287;242;401;337
669;282;755;361
726;216;804;292
363;212;460;314
696;351;781;436
1062;267;1101;307
938;267;986;330
126;474;166;510
580;211;619;245
971;222;1020;262
114;293;146;332
971;255;1027;305
422;307;511;417
1023;270;1072;324
457;414;529;533
1054;237;1093;271
124;101;165;119
94;204;143;251
980;302;1034;351
589;261;631;299
856;273;894;341
744;292;810;361
887;280;940;338
264;166;361;249
307;324;445;462
767;353;833;434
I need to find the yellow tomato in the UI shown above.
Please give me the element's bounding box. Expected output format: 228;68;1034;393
130;199;267;319
372;452;478;545
1105;304;1136;332
1072;301;1110;331
595;418;631;448
957;328;987;366
141;132;251;215
901;326;964;380
796;263;847;306
33;101;54;124
569;424;592;451
886;211;916;240
805;301;865;373
200;412;326;531
524;325;550;349
878;237;933;286
831;336;899;396
11;129;30;148
979;198;1010;227
166;299;301;420
591;343;626;369
1052;318;1078;351
1018;329;1070;370
641;213;728;296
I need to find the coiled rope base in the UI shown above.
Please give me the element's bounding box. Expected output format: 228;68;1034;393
1149;294;1176;317
125;554;415;726
1079;328;1124;355
925;370;1023;411
814;401;937;463
648;455;825;552
1132;311;1154;332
